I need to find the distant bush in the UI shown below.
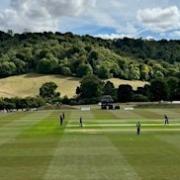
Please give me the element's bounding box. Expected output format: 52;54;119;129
132;94;149;102
115;105;120;109
0;97;45;111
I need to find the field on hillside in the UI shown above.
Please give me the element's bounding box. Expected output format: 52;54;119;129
0;74;147;98
0;107;180;180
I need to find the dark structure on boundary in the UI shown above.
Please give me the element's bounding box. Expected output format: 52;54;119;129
101;95;114;110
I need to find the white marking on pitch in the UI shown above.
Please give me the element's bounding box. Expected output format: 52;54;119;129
68;119;180;123
65;128;180;133
67;123;180;128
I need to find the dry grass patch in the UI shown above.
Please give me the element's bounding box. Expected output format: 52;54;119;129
0;73;148;98
107;78;148;90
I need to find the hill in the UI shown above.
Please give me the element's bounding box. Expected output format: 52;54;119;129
0;73;147;98
0;31;179;81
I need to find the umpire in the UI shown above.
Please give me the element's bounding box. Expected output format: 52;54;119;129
136;121;141;135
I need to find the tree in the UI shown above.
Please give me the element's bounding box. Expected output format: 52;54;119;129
117;85;133;102
0;61;16;77
60;66;72;76
37;57;58;74
0;98;5;111
154;70;164;79
166;77;179;101
103;81;116;98
78;75;104;98
149;78;169;101
0;31;179;80
140;64;150;80
136;84;150;98
129;64;140;80
76;64;93;77
97;66;111;79
23;97;45;109
39;82;60;100
0;97;45;111
131;94;149;102
88;50;99;69
14;58;26;74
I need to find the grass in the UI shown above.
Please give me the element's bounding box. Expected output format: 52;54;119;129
107;78;148;90
136;104;180;109
0;73;148;98
0;107;179;179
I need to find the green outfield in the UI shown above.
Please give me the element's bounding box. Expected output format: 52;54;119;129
0;108;180;180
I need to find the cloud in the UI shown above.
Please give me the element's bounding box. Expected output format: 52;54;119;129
95;33;136;39
137;6;180;32
1;0;180;40
0;0;139;36
0;0;95;32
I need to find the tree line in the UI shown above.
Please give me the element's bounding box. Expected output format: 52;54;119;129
39;75;180;105
0;97;45;112
0;74;179;111
113;38;180;64
0;31;179;81
74;75;180;104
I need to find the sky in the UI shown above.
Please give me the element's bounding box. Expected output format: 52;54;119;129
0;0;180;39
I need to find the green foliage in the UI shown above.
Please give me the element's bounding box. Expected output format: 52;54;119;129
166;77;180;101
97;65;111;79
60;66;72;76
76;64;93;77
131;94;149;102
113;38;180;63
14;58;27;73
149;78;169;101
117;85;133;102
103;81;116;98
0;61;16;76
0;97;45;111
39;82;60;100
129;64;140;80
140;64;151;80
37;57;58;73
77;75;104;98
0;31;178;80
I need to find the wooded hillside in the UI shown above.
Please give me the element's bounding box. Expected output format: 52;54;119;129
0;31;179;80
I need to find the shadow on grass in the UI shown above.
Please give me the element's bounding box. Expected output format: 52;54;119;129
24;73;46;78
24;73;80;81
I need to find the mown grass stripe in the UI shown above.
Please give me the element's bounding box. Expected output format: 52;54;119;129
44;134;140;180
0;108;179;179
0;111;52;147
0;112;30;127
107;130;180;180
0;111;68;180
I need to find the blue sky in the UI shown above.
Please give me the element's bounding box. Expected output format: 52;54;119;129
0;0;9;9
0;0;180;39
